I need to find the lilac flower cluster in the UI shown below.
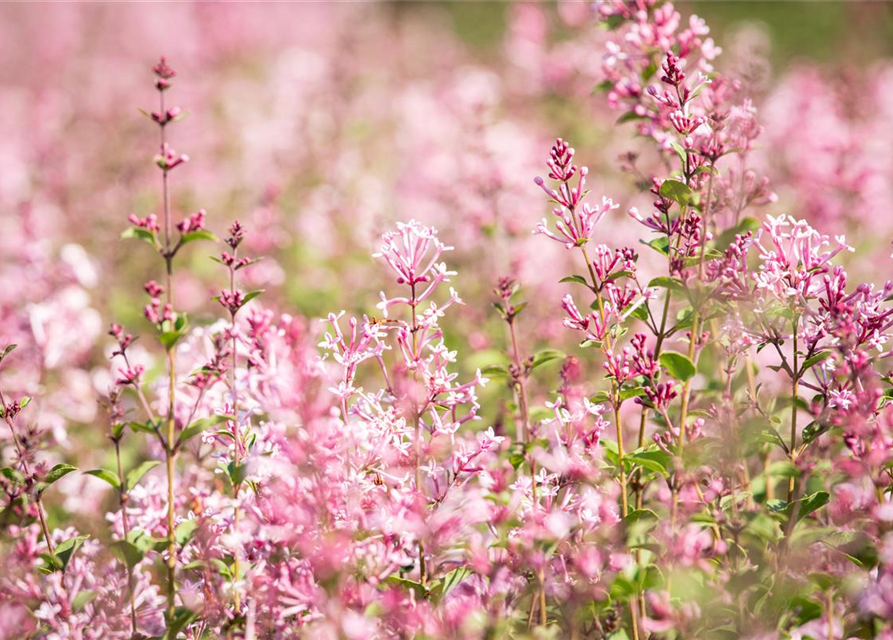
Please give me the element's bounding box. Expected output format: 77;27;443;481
2;4;893;640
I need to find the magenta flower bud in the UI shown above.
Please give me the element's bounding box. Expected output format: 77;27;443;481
218;290;246;315
155;143;188;171
115;364;145;387
128;213;161;231
152;56;176;80
144;280;164;298
177;209;206;233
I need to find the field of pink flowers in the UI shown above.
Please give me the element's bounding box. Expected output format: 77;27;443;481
3;2;893;639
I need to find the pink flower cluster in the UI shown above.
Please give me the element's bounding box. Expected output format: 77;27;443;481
2;3;893;640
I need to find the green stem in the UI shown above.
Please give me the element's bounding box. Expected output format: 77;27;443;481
788;320;800;504
410;283;426;589
0;390;54;555
115;439;138;635
579;244;638;639
160;85;178;621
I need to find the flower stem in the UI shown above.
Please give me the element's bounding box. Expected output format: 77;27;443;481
580;245;628;517
159;85;178;621
506;312;546;626
580;244;637;639
0;389;54;555
410;283;426;588
229;248;243;613
788;319;799;504
114;439;138;635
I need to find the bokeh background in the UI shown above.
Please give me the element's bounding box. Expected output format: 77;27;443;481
2;1;893;475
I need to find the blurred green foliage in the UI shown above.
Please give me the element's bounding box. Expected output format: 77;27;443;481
436;1;893;67
684;1;893;66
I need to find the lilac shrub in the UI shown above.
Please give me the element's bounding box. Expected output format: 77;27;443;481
2;2;893;640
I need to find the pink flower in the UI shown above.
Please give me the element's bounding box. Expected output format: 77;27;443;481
176;209;206;233
154;142;189;171
115;364;144;386
128;213;160;231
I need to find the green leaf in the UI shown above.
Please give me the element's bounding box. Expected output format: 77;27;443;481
71;589;98;611
559;275;589;286
647;276;684;292
801;421;831;447
801;351;832;371
159;329;187;351
243;290;264;306
623;508;658;524
509;449;526;471
175;519;199;546
610;572;639;599
659;351;696;382
807;572;837;591
127;528;162;555
178;414;234;447
713;217;760;251
480;364;509;377
19;396;31;409
670;142;688;166
435;566;471;601
744;513;783;543
618;386;646;403
616;111;647;125
0;467;24;484
639;564;664;591
789;596;822;626
54;535;88;571
159;331;184;350
606;269;634;282
128;420;157;434
226;461;248;487
754;426;788;451
38;553;63;574
592;80;614;94
658;179;693;205
179;229;218;246
626;453;669;478
120;226;158;249
163;607;197;640
84;469;121;490
640;236;670;256
384;575;427;598
682;249;722;267
126;461;160;489
531;349;565;369
110;539;144;570
628;303;650;323
0;343;17;362
43;463;77;488
641;60;658;81
797;491;830;522
604;13;625;29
